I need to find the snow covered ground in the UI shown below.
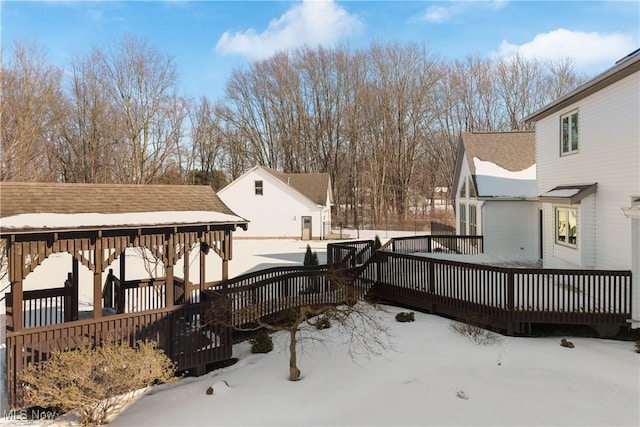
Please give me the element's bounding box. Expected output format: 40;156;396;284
2;233;639;426
107;306;639;427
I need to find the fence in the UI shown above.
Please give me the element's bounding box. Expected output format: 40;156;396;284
6;291;232;409
5;236;633;409
103;270;167;313
5;273;79;330
390;235;483;255
372;250;632;335
206;241;375;327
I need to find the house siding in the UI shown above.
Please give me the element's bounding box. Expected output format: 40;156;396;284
218;168;328;239
536;71;639;270
482;201;539;259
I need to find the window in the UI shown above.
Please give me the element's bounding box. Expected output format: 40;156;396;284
561;110;579;155
459;203;467;234
556;207;577;246
459;181;467;199
254;180;263;195
469;205;477;235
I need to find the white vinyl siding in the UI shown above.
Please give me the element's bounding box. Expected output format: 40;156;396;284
219;168;327;239
482;201;539;259
536;71;639;270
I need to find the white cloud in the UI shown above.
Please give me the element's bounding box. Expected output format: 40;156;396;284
419;5;458;23
415;1;508;24
495;29;637;71
215;0;363;60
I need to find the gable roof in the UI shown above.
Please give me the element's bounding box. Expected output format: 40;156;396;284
525;49;640;123
462;131;535;175
452;131;536;199
260;167;332;206
0;182;248;232
220;166;332;207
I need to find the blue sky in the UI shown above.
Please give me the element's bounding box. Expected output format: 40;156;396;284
2;1;639;100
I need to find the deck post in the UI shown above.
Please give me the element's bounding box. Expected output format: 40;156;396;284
200;233;206;292
166;232;175;307
10;238;23;331
93;233;103;320
184;241;191;303
118;253;126;313
71;257;79;320
428;259;435;293
506;271;515;335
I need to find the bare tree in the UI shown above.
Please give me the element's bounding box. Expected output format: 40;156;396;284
94;34;181;184
54;51;118;183
1;41;65;181
207;274;389;381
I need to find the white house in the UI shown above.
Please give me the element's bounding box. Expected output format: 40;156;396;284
452;131;539;259
218;166;333;240
525;49;640;328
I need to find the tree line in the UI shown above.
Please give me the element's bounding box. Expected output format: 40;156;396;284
1;35;585;226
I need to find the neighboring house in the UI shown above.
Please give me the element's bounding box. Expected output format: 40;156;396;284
451;131;538;259
525;49;640;328
218;166;333;240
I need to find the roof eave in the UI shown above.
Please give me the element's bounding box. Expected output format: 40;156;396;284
525;54;640;123
0;220;250;236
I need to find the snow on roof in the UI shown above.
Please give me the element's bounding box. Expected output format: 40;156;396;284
472;157;537;198
0;211;247;232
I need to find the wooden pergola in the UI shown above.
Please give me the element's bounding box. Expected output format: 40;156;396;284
1;182;248;408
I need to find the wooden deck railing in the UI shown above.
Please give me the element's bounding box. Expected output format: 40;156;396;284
5;273;79;330
6;292;232;409
390;235;483;255
5;236;633;410
372;251;632;335
103;270;167;313
327;240;375;268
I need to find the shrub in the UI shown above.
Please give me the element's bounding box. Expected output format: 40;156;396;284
635;340;640;353
450;320;499;345
395;312;415;322
303;244;319;266
560;338;575;348
314;315;332;330
250;330;274;354
373;235;382;250
18;339;175;425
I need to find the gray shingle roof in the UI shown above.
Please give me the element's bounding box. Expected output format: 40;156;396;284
261;168;332;206
0;182;239;218
461;131;535;176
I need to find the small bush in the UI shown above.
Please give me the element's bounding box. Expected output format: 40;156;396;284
303;244;319;266
450;321;499;345
315;315;332;330
18;339;175;425
635;340;640;353
560;338;575;348
395;312;415;322
250;330;274;354
373;235;382;250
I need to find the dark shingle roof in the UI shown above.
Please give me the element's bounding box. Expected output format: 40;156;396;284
461;131;535;176
0;182;238;218
261;168;332;206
